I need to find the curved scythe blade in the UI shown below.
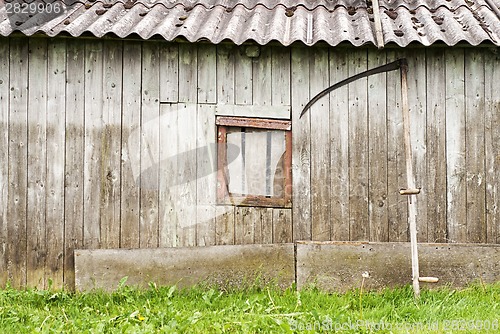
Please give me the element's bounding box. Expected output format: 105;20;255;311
299;58;406;118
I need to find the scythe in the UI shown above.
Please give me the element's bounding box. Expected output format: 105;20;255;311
300;58;434;298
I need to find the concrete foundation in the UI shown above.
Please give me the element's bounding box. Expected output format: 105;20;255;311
75;242;500;292
75;244;295;292
296;241;500;292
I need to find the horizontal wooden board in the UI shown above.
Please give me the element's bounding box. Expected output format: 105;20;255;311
216;104;290;120
216;116;291;130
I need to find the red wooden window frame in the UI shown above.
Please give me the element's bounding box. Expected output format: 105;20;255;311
216;116;292;208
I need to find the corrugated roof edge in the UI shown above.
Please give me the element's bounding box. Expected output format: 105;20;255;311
0;0;499;47
5;30;498;50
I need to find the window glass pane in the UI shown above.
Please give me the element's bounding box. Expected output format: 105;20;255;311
226;128;285;197
226;128;245;194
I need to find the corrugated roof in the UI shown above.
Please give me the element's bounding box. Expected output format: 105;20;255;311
0;0;499;46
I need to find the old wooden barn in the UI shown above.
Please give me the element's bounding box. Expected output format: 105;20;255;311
1;0;500;290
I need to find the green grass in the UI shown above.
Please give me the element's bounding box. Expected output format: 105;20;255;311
1;281;499;333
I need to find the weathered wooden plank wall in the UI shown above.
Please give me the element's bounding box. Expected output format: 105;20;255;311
64;39;85;290
465;50;487;243
0;36;9;286
386;49;408;242
83;40;103;251
348;50;369;241
45;39;66;288
426;48;447;243
368;51;388;242
120;41;141;249
330;51;350;241
7;38;29;288
27;38;48;289
310;48;330;241
140;42;160;248
100;40;122;250
485;51;500;245
0;36;499;289
407;52;428;242
291;47;311;241
446;49;467;244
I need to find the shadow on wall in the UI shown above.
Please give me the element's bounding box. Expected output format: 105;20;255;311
125;105;248;229
137;143;240;190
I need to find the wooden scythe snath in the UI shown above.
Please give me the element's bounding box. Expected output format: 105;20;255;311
300;59;428;298
399;60;422;298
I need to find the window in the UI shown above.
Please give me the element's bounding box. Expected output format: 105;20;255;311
216;116;292;208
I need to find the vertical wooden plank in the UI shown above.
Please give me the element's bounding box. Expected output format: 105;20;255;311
271;46;292;242
330;49;350;241
177;103;197;247
485;50;500;244
406;51;428;242
465;49;486;243
45;39;66;288
159;103;178;247
235;47;253;105
261;208;274;244
197;44;217;104
159;43;179;103
273;209;292;243
64;39;85;290
310;48;330;241
216;44;235;105
120;41;142;249
252;208;273;244
368;50;388;242
249;207;263;244
252;46;272;105
100;41;122;249
291;46;311;241
426;48;447;243
215;206;235;245
26;38;47;289
348;49;369;241
83;40;103;249
386;50;408;242
196;205;216;243
7;38;29;288
140;42;160;248
271;46;291;107
251;208;264;244
234;207;255;244
178;44;197;103
196;104;216;246
446;48;467;243
250;46;274;244
0;38;9;287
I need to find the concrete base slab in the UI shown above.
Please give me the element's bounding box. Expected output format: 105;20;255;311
75;244;295;292
296;241;500;292
75;242;500;292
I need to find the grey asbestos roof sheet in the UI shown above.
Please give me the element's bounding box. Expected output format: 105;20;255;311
0;0;499;46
